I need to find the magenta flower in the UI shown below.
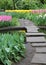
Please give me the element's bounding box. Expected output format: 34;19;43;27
0;15;12;22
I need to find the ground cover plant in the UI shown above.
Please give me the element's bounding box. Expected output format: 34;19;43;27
0;32;26;65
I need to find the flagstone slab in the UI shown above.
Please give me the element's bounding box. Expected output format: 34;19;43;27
26;33;46;36
19;19;37;26
31;54;46;64
19;19;39;32
26;37;46;43
36;47;46;53
26;26;38;32
32;43;46;47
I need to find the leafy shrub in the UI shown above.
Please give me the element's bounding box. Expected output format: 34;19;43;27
0;32;26;65
0;0;13;10
0;0;46;10
43;4;46;9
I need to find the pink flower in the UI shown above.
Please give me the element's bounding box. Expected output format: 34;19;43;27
0;15;12;22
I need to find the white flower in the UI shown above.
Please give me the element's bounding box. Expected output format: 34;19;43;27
43;14;46;19
44;14;46;17
38;15;42;18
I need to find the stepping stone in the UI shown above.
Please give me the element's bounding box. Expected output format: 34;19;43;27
31;54;46;64
26;37;46;43
26;32;46;36
36;47;46;53
26;26;38;32
32;43;46;47
19;19;36;26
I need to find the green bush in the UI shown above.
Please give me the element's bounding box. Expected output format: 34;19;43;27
43;4;46;9
0;0;46;10
0;0;13;10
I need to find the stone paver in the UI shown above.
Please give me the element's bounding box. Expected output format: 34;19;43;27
26;33;45;36
19;19;46;65
26;37;46;43
31;54;46;64
36;47;46;53
26;26;38;32
19;19;38;32
19;19;34;26
32;43;46;47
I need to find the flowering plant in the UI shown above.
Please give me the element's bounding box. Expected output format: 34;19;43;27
5;10;32;13
35;14;46;26
0;15;20;27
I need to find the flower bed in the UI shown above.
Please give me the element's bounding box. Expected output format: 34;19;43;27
0;15;20;27
0;12;45;26
32;14;46;26
0;15;12;21
5;9;46;13
5;10;32;13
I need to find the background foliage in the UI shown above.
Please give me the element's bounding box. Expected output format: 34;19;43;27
0;0;46;10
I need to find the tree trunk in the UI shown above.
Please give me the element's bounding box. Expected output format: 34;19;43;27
12;0;15;9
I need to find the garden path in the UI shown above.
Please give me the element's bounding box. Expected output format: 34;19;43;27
13;19;46;65
19;19;38;32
